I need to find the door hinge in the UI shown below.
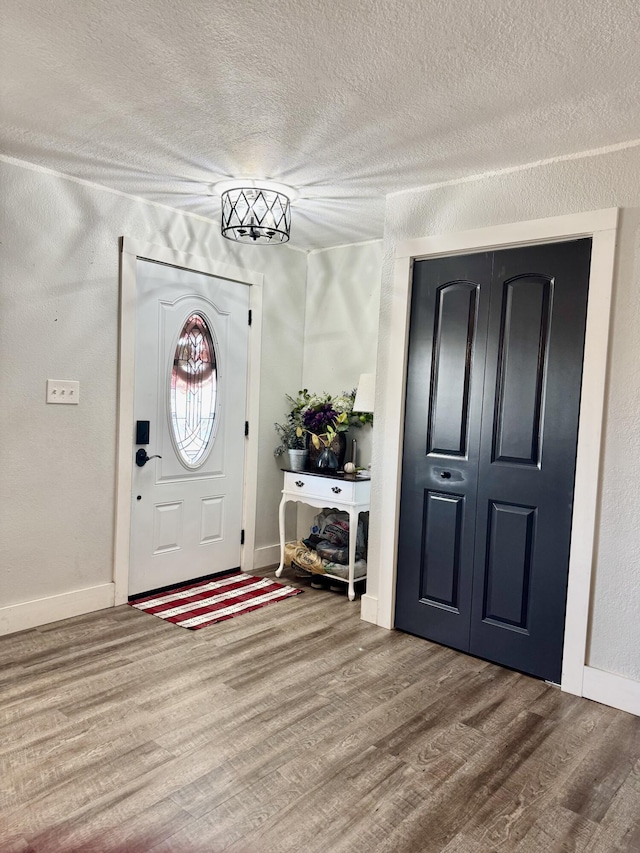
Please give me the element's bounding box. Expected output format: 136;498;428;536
244;420;249;437
241;529;245;545
248;309;252;326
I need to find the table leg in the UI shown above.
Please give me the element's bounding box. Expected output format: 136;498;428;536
347;507;358;601
275;494;287;578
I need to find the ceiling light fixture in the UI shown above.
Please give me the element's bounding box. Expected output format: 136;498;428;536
214;180;298;245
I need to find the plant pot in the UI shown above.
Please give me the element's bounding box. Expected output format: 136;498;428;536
287;449;309;471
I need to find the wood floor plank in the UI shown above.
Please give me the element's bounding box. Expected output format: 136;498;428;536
0;834;31;853
514;803;598;852
460;668;549;736
342;710;556;853
223;747;411;853
2;740;176;835
584;759;640;852
559;712;640;823
0;708;70;756
27;797;194;853
440;837;494;853
463;700;615;848
1;566;638;853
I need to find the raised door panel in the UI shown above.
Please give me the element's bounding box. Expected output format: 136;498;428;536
419;491;464;611
428;283;478;457
492;276;551;466
482;501;536;631
152;502;183;555
200;496;224;544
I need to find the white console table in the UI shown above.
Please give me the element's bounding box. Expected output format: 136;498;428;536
275;470;371;601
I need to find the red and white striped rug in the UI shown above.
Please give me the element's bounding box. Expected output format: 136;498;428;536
129;571;302;630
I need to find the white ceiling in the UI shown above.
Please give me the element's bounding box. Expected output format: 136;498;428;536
2;0;639;251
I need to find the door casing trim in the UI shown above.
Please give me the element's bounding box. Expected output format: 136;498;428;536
368;208;618;697
114;237;263;605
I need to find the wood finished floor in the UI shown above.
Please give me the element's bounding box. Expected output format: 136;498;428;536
1;567;639;853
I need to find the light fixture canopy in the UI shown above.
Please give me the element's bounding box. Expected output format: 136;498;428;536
214;180;297;245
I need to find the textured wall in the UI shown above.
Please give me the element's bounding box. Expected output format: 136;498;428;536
370;144;640;682
289;241;382;536
302;242;382;395
301;241;382;469
0;158;307;607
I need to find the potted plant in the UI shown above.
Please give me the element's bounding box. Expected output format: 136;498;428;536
273;397;308;470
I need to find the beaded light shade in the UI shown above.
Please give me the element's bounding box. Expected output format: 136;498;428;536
215;181;296;245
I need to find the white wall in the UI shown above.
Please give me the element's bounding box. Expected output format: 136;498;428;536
0;157;307;616
368;143;640;684
284;241;382;541
302;242;382;392
301;241;382;468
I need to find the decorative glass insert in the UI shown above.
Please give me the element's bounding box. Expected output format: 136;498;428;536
170;313;218;467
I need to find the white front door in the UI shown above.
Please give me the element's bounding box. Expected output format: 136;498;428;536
129;260;249;596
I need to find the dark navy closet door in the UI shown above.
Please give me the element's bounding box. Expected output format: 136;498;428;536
395;239;592;682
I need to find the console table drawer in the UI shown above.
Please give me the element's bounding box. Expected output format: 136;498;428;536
283;472;369;504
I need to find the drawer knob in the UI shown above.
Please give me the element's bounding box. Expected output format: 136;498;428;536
295;480;305;487
331;486;342;494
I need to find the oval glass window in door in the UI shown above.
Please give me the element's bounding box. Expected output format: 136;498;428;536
170;312;218;467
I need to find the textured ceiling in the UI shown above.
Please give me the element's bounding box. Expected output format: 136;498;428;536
2;0;639;251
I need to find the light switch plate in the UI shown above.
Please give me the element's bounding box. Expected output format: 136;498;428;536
46;379;80;404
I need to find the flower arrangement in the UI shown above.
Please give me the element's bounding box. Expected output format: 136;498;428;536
298;404;348;449
274;388;373;457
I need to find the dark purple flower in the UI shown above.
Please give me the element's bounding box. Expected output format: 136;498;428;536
303;403;338;434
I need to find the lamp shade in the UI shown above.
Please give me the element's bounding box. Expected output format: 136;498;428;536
353;373;375;413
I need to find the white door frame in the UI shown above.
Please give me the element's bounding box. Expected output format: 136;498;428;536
114;237;263;605
367;208;618;697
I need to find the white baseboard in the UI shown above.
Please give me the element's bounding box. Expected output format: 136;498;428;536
360;593;378;624
0;583;115;636
253;543;283;570
582;666;640;717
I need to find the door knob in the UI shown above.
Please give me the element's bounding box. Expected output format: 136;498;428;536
135;448;162;467
440;471;452;479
